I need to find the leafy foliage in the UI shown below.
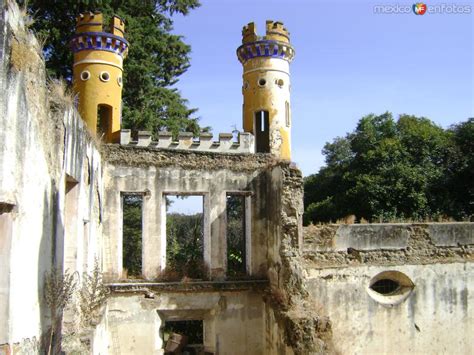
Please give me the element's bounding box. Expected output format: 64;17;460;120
304;113;473;223
122;194;142;277
20;0;203;137
226;195;246;277
166;212;205;279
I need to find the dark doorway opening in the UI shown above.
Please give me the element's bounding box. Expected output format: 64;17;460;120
163;320;204;354
97;104;112;138
255;110;270;153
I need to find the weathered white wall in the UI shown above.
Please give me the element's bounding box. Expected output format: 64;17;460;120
102;151;282;281
93;289;267;355
303;223;474;354
0;2;104;350
306;263;473;355
0;2;58;347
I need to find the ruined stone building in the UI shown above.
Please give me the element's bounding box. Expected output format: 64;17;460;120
0;2;472;354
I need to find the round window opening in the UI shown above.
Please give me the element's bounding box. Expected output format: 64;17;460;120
117;76;123;86
276;78;284;87
80;70;90;81
258;78;266;87
367;271;414;307
370;279;400;295
100;71;110;82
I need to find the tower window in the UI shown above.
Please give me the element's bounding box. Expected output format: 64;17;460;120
117;76;123;86
100;71;110;82
276;78;284;87
258;78;266;87
80;70;90;81
97;104;112;137
255;110;270;153
285;101;290;127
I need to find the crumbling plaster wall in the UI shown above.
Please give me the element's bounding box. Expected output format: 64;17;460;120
100;146;328;354
0;1;103;351
93;288;266;355
102;145;282;280
264;165;333;355
303;223;474;354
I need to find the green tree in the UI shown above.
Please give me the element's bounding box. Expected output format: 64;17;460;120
166;212;205;278
304;113;471;224
438;118;474;219
21;0;202;136
226;195;246;277
122;195;142;276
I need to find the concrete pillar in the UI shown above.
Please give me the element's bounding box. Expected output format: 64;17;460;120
209;190;226;279
142;191;160;279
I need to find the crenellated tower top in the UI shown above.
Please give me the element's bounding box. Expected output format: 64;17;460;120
264;20;290;43
237;20;294;64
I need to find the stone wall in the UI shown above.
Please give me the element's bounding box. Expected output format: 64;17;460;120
303;223;473;268
264;165;333;355
303;223;474;354
0;2;103;351
93;283;268;354
1;1;473;354
102;145;282;280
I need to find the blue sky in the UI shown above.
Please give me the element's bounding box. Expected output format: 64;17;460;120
169;0;473;179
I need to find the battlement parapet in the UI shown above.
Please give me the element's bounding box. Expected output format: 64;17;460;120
238;20;294;64
265;20;290;42
72;12;128;57
76;11;103;32
120;130;255;154
242;22;258;43
76;12;125;36
242;20;290;44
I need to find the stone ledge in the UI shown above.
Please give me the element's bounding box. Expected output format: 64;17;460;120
304;222;474;252
106;280;269;294
102;143;281;172
428;223;473;246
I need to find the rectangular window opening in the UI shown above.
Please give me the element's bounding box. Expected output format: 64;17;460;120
255;110;270;153
285;101;290;127
164;195;205;280
122;194;143;278
226;194;247;278
163;320;204;353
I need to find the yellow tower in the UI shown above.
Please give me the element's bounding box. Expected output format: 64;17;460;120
237;21;295;160
71;12;129;143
